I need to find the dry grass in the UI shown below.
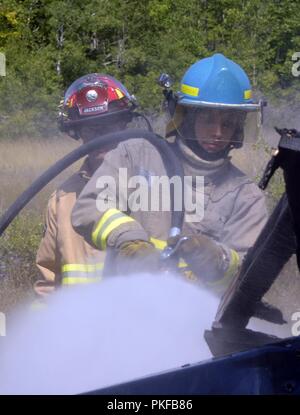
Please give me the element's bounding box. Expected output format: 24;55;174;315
0;136;80;312
0;136;79;211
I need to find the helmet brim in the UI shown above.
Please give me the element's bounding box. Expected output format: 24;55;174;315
59;108;133;132
178;98;261;112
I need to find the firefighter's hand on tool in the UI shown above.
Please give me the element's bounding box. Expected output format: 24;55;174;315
168;234;226;282
115;240;161;274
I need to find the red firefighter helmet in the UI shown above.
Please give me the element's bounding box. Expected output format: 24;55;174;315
58;73;137;139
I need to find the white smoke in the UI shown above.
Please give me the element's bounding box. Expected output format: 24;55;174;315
0;273;219;395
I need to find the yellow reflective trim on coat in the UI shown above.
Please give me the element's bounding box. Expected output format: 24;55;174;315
181;83;199;97
244;89;252;99
61;277;102;285
92;208;120;245
61;263;104;273
227;249;240;276
100;216;135;250
92;209;134;249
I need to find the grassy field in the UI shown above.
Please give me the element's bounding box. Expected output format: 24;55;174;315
0;136;79;311
0;132;299;330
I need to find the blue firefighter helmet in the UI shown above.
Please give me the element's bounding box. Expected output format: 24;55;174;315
178;53;259;110
166;53;263;149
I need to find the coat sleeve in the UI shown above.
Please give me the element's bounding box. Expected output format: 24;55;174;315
35;192;61;284
71;141;149;250
220;183;268;259
201;183;268;295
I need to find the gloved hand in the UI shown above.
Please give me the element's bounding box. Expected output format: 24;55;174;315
168;234;227;282
114;240;161;275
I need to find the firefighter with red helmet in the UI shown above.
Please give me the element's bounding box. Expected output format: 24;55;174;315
35;74;141;296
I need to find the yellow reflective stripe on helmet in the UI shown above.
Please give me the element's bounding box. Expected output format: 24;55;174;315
62;277;102;285
61;263;104;273
115;88;124;99
244;89;252;99
181;83;199;97
92;209;135;250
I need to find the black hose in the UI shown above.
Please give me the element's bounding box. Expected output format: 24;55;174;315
133;112;153;132
0;129;184;237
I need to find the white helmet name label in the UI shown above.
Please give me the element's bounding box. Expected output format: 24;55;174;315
83;104;106;113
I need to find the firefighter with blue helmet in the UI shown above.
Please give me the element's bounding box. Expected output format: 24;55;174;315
71;54;268;294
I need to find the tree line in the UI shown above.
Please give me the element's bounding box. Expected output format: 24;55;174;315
0;0;300;138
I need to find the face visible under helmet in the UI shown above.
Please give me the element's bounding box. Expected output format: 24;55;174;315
58;74;137;139
166;53;264;160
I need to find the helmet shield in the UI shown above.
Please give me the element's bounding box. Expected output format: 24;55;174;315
166;105;262;149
